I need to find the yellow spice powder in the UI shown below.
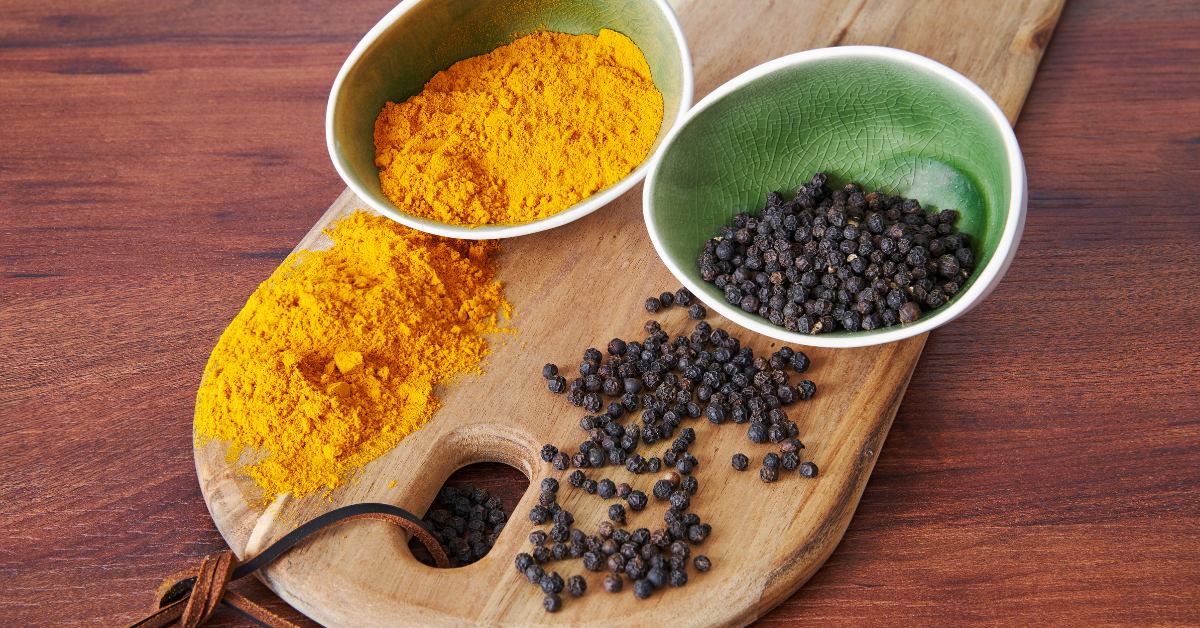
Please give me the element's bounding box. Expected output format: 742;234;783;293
373;29;664;225
195;211;511;499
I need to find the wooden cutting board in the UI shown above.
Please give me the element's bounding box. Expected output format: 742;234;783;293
195;0;1062;626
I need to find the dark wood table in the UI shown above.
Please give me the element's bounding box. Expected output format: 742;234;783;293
2;1;1197;626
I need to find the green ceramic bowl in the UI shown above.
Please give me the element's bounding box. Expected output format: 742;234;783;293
327;0;692;239
644;46;1027;348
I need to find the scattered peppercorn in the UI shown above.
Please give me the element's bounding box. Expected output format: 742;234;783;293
597;479;616;499
633;579;652;599
798;461;819;478
603;573;623;593
529;505;548;525
542;364;558;379
567;574;587;597
525;565;545;584
540;571;565;595
542;593;562;613
659;291;675;307
669;569;688;587
688;304;706;319
694;555;711;572
760;466;778;483
675;287;693;307
627;490;648;511
529;530;547;546
540;444;558;462
680;475;698;495
567;470;585;487
608;503;626;524
645;297;662;313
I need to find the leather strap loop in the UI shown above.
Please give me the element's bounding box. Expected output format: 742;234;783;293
124;503;448;628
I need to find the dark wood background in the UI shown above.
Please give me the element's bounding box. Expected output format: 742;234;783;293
2;1;1198;626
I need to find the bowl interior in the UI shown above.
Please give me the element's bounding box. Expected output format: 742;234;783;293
329;0;687;236
648;54;1013;341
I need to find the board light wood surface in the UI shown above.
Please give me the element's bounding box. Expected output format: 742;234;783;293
2;1;1199;627
192;0;1060;625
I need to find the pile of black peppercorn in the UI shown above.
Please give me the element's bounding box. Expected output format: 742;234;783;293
524;316;828;610
420;484;508;567
697;172;977;333
540;319;818;465
516;468;714;609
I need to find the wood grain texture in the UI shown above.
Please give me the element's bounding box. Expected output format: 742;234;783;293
2;1;1198;627
193;0;1057;625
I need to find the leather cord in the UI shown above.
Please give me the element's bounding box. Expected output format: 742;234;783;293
124;502;449;628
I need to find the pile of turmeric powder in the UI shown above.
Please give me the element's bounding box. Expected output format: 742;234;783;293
373;29;664;225
195;211;511;499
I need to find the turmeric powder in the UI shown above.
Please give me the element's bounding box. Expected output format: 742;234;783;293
373;29;664;226
195;211;511;499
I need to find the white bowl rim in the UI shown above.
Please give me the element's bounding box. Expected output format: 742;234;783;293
326;0;694;240
642;45;1027;349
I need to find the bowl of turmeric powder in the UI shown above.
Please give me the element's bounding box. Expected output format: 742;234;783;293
327;0;692;239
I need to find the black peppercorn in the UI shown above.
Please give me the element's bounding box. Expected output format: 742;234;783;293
693;555;712;573
540;444;558;462
632;578;652;599
528;505;549;525
583;552;604;572
732;453;749;470
608;503;626;524
680;475;698;495
547;375;567;394
798;461;819;478
669;491;690;511
676;457;694;475
760;466;778;483
597;478;616;499
645;297;662;313
763;452;780;468
627;490;648;511
669;569;688;587
675;287;693;306
540;571;564;595
659;291;675;307
542;593;562;613
525;564;545;584
582;479;598;494
688;304;707;319
567;575;587;597
529;530;547;546
515;552;534;574
646;566;667;590
542;363;558;379
551;452;569;471
602;573;623;593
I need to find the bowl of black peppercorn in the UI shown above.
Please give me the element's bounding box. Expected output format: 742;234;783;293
643;46;1026;347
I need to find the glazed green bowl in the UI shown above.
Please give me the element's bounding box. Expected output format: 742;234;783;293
327;0;692;240
644;46;1027;348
